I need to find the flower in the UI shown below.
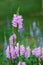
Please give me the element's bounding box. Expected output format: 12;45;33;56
4;36;8;51
12;14;17;27
32;21;36;30
20;45;25;56
38;37;42;47
22;62;26;65
6;45;17;59
12;14;23;29
25;46;30;58
15;43;19;57
5;46;10;59
18;61;26;65
9;34;16;45
18;61;20;65
36;27;41;37
10;46;16;59
32;47;41;57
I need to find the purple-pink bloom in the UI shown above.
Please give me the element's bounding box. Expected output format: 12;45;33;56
32;47;41;57
12;14;17;27
10;46;16;59
12;14;23;29
18;61;20;65
5;46;10;59
18;61;26;65
18;23;23;30
6;45;17;59
20;45;25;56
22;62;26;65
15;43;19;57
9;34;16;45
25;46;30;58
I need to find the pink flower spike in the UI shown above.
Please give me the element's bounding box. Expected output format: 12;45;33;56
20;45;25;56
15;43;19;57
12;14;23;29
10;46;16;59
5;46;10;59
25;46;30;58
9;34;16;45
32;47;41;57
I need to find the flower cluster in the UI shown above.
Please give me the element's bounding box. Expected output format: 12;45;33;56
5;13;43;65
32;47;43;58
6;33;43;59
12;14;23;30
6;36;30;59
9;34;16;45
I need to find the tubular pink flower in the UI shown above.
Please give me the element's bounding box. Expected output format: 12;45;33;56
6;45;17;59
20;45;25;56
15;43;19;57
25;46;30;58
12;14;23;29
5;46;10;59
32;47;41;57
22;62;26;65
9;34;16;45
10;46;16;59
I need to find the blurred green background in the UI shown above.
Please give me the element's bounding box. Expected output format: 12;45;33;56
0;0;42;19
0;0;43;47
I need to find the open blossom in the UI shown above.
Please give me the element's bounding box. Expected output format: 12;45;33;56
18;61;26;65
12;14;23;29
5;45;15;59
15;43;19;57
10;46;17;59
5;46;10;59
20;45;25;56
9;34;16;45
25;46;30;58
32;47;41;57
22;62;26;65
6;43;19;59
12;14;17;27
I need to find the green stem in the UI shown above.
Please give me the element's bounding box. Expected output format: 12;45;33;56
17;7;20;15
38;58;41;65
